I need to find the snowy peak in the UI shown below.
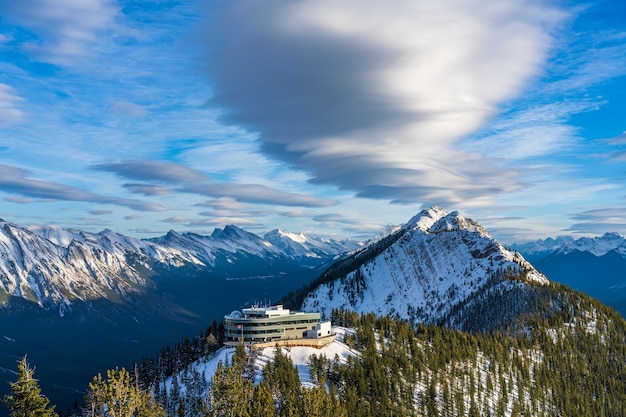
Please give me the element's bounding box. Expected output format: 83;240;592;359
405;206;448;231
429;211;490;236
301;207;547;331
264;229;361;260
265;229;307;244
558;232;626;256
27;224;86;247
406;208;489;236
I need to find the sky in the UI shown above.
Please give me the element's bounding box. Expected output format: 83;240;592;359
0;0;625;244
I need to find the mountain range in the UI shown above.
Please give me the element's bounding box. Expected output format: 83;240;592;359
0;219;358;412
511;232;626;316
1;221;360;313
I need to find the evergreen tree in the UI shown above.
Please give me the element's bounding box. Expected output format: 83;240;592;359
251;383;275;417
85;367;165;417
1;356;58;417
208;360;253;417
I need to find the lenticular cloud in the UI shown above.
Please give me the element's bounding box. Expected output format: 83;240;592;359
201;0;566;206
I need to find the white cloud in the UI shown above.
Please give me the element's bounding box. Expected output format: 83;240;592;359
0;0;120;65
465;101;600;160
0;163;168;212
200;0;567;207
0;83;25;125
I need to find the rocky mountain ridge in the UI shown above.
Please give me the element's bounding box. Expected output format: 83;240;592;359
0;220;359;314
299;207;548;331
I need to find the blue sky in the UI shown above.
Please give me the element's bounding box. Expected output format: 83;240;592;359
0;0;625;243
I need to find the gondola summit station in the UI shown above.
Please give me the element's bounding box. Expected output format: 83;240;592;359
224;304;334;348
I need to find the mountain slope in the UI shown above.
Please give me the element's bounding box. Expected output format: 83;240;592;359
159;282;626;417
298;207;547;331
151;208;626;417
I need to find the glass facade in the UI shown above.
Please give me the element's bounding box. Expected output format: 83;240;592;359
224;304;322;344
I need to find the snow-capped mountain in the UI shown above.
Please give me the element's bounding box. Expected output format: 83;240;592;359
299;207;548;330
263;229;361;263
511;232;626;259
512;233;626;317
0;220;357;314
1;222;152;314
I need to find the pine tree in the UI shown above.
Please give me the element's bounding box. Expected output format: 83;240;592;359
209;360;253;417
1;356;58;417
251;382;275;417
85;367;165;417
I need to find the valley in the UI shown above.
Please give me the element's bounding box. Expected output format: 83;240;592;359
0;221;354;414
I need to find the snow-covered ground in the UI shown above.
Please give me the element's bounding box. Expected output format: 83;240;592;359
163;327;358;395
252;327;358;387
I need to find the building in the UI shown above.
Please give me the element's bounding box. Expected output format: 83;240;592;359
224;304;333;347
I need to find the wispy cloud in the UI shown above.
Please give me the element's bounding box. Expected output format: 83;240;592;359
607;131;626;145
108;100;148;118
183;182;337;207
0;83;25;125
122;184;172;196
88;209;113;215
465;101;597;160
94;160;207;183
0;164;167;212
566;207;626;235
188;217;259;227
95;160;338;207
195;197;247;211
4;196;34;204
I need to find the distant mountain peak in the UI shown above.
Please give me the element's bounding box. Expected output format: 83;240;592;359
265;229;307;244
211;224;253;240
513;232;626;258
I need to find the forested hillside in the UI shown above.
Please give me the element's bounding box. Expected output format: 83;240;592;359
130;283;625;417
3;275;624;417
